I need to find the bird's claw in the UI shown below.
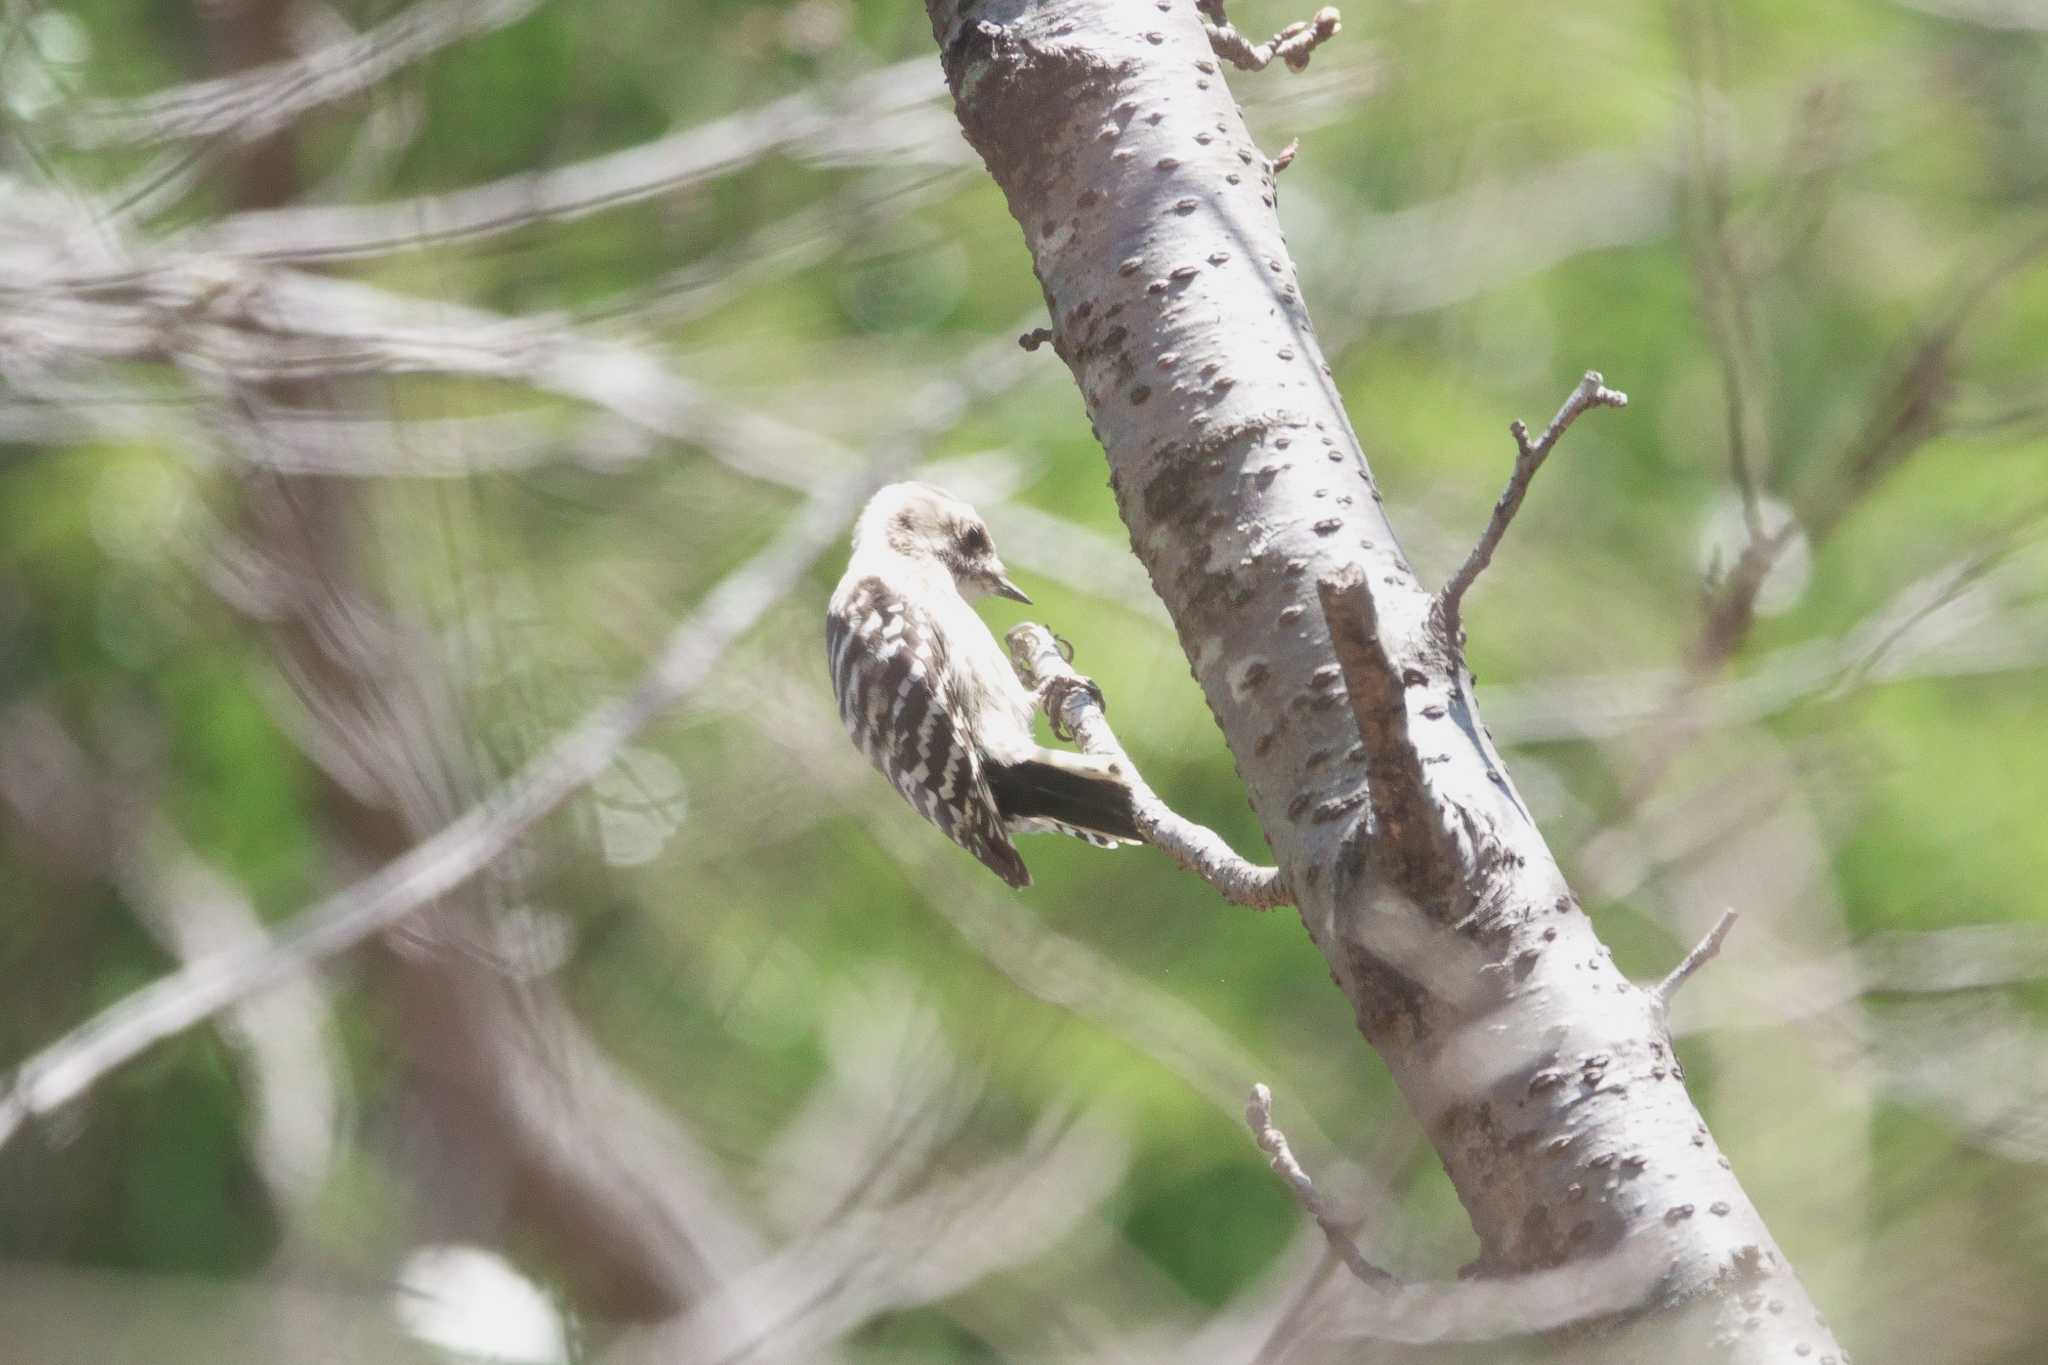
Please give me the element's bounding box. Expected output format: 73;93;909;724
1042;673;1106;742
1054;633;1077;664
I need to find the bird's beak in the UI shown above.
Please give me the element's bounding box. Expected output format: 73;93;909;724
991;570;1032;604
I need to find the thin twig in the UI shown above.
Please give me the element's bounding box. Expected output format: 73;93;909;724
1200;1;1343;74
1434;370;1628;637
1654;910;1738;1009
0;485;866;1153
1245;1084;1394;1287
1007;624;1290;909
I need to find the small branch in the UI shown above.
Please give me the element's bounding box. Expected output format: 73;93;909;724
1435;370;1628;638
1270;138;1300;174
1245;1084;1395;1287
1006;623;1290;909
1018;326;1055;351
1200;2;1342;74
1654;909;1738;1010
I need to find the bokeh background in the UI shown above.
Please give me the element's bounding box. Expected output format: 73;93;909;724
2;0;2046;1361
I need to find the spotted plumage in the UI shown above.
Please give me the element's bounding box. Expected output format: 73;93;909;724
827;483;1141;888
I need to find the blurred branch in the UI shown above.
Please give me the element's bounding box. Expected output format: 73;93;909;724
1434;371;1628;638
1294;1247;1666;1349
401;963;792;1321
604;1113;1128;1365
1316;74;1889;339
585;168;967;331
1604;226;2048;807
1890;0;2048;29
0;485;862;1154
0;259;889;488
182;58;958;262
1245;1084;1391;1286
6;364;659;479
1323;152;1666;338
170;281;1138;607
148;34;1370;265
0;1261;429;1365
0;372;207;451
1008;623;1290;908
1876;998;2048;1166
1670;920;2048;1037
46;0;542;150
755;970;982;1238
1804;225;2048;544
207;403;642;477
1678;0;1771;544
0;703;339;1211
0;257;1056;501
1487;561;2048;745
1858;923;2048;995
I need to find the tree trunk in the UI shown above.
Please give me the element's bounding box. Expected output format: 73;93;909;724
924;1;1844;1359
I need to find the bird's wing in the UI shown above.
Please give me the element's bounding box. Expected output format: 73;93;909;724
827;575;1030;888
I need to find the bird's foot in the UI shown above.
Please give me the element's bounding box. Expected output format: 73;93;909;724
1039;673;1107;742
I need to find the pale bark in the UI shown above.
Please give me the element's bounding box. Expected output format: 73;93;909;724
925;1;1844;1359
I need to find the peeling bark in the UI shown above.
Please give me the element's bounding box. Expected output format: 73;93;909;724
926;1;1844;1359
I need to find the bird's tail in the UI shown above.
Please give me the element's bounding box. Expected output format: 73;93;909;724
986;750;1144;846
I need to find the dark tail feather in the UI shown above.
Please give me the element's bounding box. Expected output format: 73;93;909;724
986;754;1144;844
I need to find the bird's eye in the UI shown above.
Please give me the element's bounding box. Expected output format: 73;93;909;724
961;525;990;555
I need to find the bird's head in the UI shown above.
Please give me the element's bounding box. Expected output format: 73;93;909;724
856;481;1031;603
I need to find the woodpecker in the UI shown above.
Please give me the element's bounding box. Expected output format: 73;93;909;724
826;482;1142;887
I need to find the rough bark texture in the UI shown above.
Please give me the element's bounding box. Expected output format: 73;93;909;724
926;2;1844;1360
